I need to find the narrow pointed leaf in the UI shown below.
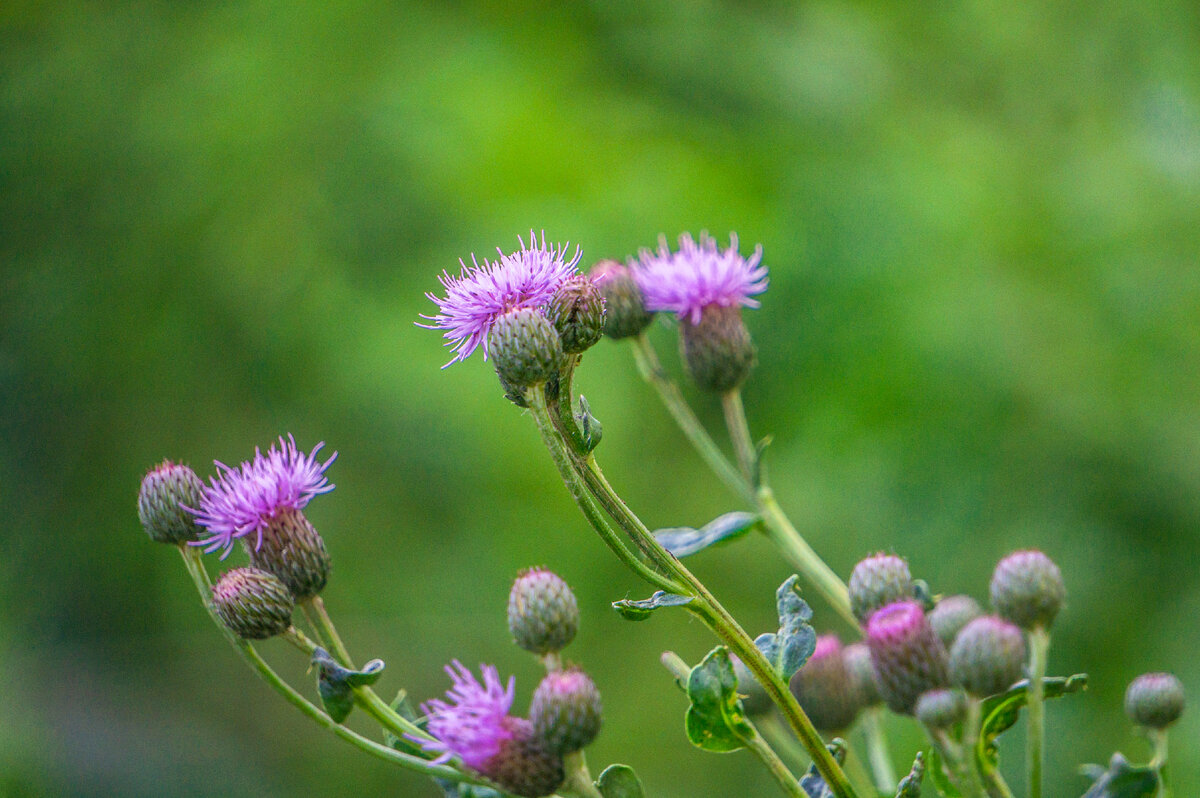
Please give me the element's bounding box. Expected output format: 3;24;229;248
976;674;1088;770
653;512;761;558
612;591;693;621
577;395;603;453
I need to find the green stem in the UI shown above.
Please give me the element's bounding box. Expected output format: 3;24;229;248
550;355;588;454
632;334;754;503
1150;728;1171;798
862;706;897;794
757;712;811;773
961;698;990;798
299;603;329;649
177;547;467;783
307;595;354;667
720;389;757;484
560;751;605;798
1026;627;1049;798
739;722;808;798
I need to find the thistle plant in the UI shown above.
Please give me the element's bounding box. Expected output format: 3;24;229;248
136;228;1187;798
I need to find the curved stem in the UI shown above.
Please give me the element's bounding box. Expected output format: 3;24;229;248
739;722;807;798
561;751;605;798
862;706;897;793
720;389;757;484
1026;627;1049;798
307;596;354;667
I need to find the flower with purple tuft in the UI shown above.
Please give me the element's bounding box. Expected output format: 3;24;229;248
188;434;336;558
420;231;582;367
632;232;767;324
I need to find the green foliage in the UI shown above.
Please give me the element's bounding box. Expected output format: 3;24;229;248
311;648;385;723
595;764;646;798
653;511;761;558
924;748;962;798
611;591;693;621
976;674;1088;772
1080;754;1160;798
754;575;817;681
683;646;753;753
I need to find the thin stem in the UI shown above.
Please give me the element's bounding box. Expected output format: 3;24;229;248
307;596;354;667
298;603;329;649
1150;728;1171;798
550;355;587;454
840;744;877;798
961;698;990;798
739;722;808;798
561;751;605;798
862;706;897;793
721;389;757;484
632;334;754;503
177;547;468;783
1026;626;1049;798
757;712;811;773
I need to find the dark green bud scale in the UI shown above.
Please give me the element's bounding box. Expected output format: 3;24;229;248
137;460;205;544
484;718;565;797
546;275;605;354
849;553;915;624
508;568;579;655
246;507;331;600
210;567;294;639
530;668;602;754
490;308;563;390
589;260;654;340
679;305;756;393
990;550;1065;630
949;615;1026;698
1125;672;1185;729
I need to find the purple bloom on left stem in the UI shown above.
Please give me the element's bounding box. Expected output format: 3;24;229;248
415;661;516;771
419;231;581;367
188;435;336;558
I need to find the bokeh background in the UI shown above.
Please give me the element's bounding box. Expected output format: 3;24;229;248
3;1;1198;796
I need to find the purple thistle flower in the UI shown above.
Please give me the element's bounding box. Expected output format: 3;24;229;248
415;661;517;771
419;231;582;367
188;435;336;558
633;232;768;324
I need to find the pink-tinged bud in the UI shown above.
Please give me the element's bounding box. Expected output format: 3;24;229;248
790;635;863;733
915;688;967;730
1125;672;1185;729
247;506;331;600
138;460;205;544
949;616;1026;698
866;600;950;715
590;260;653;340
843;642;883;707
546;275;605;354
508;568;579;655
489;308;564;390
928;594;983;648
484;718;565;797
990;550;1065;630
530;668;602;755
210;567;294;640
849;554;915;624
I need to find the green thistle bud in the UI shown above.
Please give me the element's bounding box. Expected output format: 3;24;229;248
843;642;882;707
849;553;915;624
546;275;605;355
589;260;654;340
210;567;294;639
1125;672;1185;729
530;668;602;754
137;460;205;544
246;507;331;600
928;594;984;648
949;616;1026;698
731;654;773;715
489;308;564;390
485;718;565;798
915;688;967;730
790;635;863;733
679;305;757;393
508;568;579;655
990;550;1065;630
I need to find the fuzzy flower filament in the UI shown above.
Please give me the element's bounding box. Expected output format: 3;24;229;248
633;232;767;324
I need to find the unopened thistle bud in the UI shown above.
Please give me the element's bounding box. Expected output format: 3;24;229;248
210;567;294;640
248;507;331;600
138;460;205;544
866;600;950;715
731;654;773;715
490;308;563;390
790;635;863;733
990;550;1065;630
1125;672;1185;730
915;688;967;730
928;594;984;648
679;306;757;393
530;668;602;754
508;568;579;655
486;719;566;797
844;642;883;707
849;553;915;624
546;275;605;354
590;260;653;340
949;616;1026;698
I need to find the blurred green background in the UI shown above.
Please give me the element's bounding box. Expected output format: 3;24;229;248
2;1;1198;796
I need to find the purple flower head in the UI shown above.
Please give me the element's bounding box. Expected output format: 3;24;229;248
189;435;336;558
419;231;582;367
415;661;516;771
633;232;768;324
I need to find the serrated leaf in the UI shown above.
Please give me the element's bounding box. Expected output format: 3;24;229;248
1080;753;1159;798
895;751;925;797
684;647;753;752
976;674;1088;771
798;740;848;798
596;764;646;798
654;512;761;558
612;591;693;621
577;395;603;453
754;575;817;680
925;747;963;798
311;648;385;723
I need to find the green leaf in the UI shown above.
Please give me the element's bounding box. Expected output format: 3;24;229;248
924;748;963;798
754;575;817;680
684;647;753;752
612;591;693;621
596;764;647;798
752;435;773;488
311;648;385;723
654;512;761;557
1080;753;1159;798
577;395;603;453
976;674;1088;770
895;751;925;797
798;740;848;798
382;689;426;755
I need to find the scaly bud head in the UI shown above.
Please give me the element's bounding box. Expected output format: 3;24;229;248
210;567;294;639
1125;672;1185;730
949;616;1026;698
546;275;605;354
246;507;331;600
590;260;653;340
679;305;757;393
138;460;205;544
508;568;579;655
849;553;915;624
929;594;984;648
915;688;967;730
990;550;1065;630
530;668;602;755
866;600;950;715
489;308;563;390
844;642;883;707
790;635;863;733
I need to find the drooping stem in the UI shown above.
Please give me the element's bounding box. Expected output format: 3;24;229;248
862;706;897;793
1026;626;1049;798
